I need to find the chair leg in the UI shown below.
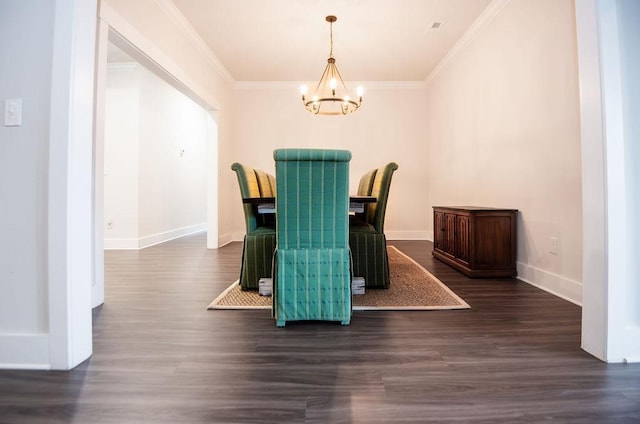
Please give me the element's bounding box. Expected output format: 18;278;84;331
276;319;286;327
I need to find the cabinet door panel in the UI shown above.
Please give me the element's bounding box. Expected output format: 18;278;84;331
434;211;445;251
444;213;456;256
455;215;470;265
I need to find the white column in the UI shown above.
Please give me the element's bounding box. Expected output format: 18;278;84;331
600;0;640;362
207;113;219;249
48;0;98;369
576;0;640;363
576;0;607;361
92;18;109;308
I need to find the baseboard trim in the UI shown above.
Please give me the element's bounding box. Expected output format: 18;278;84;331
138;223;207;249
607;326;640;363
218;232;236;246
517;262;582;306
0;334;50;370
104;223;207;250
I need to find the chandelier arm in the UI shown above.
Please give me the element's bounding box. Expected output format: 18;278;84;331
330;63;350;93
313;62;333;95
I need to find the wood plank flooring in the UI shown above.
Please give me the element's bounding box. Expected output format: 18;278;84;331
0;233;639;423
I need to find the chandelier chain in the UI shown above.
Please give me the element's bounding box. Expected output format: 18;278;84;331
329;20;334;58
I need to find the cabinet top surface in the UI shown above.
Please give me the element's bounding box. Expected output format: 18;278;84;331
433;206;518;212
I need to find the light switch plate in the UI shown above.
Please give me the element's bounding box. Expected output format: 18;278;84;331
4;98;22;126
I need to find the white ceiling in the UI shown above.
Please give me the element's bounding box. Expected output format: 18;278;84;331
168;0;493;82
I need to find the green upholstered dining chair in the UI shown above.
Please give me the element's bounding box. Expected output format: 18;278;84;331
356;168;378;197
231;162;277;290
272;148;352;327
350;168;378;223
349;162;399;289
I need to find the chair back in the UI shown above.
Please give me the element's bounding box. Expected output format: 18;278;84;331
356;168;378;196
274;149;351;249
231;162;261;232
366;162;399;233
231;162;276;231
256;169;276;197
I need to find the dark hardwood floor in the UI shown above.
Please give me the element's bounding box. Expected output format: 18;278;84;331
0;233;638;423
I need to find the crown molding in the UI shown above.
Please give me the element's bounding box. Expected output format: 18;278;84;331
101;4;222;112
234;81;427;90
425;0;512;87
153;0;235;85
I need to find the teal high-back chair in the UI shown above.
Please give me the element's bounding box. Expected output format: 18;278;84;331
349;162;399;289
231;163;277;290
272;149;352;327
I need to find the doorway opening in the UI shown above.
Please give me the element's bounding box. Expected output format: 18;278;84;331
92;28;219;308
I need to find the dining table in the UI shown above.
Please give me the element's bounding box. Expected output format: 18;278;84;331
243;195;376;214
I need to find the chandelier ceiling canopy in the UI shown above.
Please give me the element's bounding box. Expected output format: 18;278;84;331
301;16;363;116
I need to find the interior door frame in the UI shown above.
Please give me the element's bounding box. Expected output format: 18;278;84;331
92;19;220;309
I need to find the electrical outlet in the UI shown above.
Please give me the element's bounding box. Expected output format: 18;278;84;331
550;237;559;255
106;220;113;230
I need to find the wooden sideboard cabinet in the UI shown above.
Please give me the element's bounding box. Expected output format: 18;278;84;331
432;207;518;278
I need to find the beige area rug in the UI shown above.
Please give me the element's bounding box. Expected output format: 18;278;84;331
208;246;470;311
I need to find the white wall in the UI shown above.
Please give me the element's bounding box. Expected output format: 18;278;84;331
104;64;141;246
228;84;430;241
138;64;209;245
104;63;208;249
423;0;583;304
0;1;54;342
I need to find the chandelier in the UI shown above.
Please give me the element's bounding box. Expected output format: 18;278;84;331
300;16;363;115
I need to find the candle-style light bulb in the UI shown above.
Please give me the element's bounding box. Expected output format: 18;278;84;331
300;85;308;96
357;86;364;97
330;78;337;90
